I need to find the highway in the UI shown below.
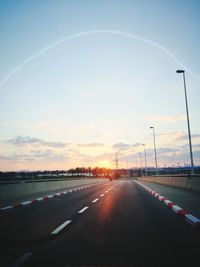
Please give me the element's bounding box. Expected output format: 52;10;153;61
0;180;200;266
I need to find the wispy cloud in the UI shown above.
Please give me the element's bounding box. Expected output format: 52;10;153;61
0;149;67;162
158;131;200;144
112;143;130;150
7;136;67;148
172;133;200;142
146;114;186;123
112;142;141;151
1;135;200;170
77;143;105;148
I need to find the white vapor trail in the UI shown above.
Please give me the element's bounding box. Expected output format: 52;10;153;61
0;30;199;88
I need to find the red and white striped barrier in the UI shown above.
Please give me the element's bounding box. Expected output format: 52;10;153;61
136;181;200;230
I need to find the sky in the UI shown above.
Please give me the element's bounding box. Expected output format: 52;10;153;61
0;0;200;171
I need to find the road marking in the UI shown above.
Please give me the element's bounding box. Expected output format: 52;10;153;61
158;196;164;201
78;206;89;213
164;200;172;206
172;205;183;213
36;197;43;201
136;180;200;230
0;205;13;211
100;194;105;197
47;194;54;198
21;201;32;206
51;220;72;235
185;214;200;225
12;252;33;267
92;198;99;203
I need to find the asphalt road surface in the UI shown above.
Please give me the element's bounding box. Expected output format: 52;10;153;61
0;180;200;267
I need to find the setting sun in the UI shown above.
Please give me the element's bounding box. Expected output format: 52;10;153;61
98;160;112;168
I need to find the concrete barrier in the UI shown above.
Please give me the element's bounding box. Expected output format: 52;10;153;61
0;178;106;206
138;175;200;193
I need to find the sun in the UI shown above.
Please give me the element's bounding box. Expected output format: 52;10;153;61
98;160;112;168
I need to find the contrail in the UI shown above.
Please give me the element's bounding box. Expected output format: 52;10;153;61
0;30;199;88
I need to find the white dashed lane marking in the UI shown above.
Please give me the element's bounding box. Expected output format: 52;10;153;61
92;198;99;203
21;201;32;206
48;182;121;237
0;206;13;211
78;206;89;213
51;220;72;235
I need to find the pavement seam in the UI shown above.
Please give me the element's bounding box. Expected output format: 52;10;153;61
135;181;200;230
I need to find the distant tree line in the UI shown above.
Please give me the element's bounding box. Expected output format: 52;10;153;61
0;166;199;181
0;167;116;181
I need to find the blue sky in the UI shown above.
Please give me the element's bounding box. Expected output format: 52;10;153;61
0;0;200;170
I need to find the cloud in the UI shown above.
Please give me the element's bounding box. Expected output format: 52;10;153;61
112;143;131;150
7;136;67;148
132;143;142;147
157;147;179;154
112;142;141;151
172;133;200;142
158;131;200;144
7;136;42;145
1;134;200;170
146;114;186;123
0;149;67;162
77;143;105;148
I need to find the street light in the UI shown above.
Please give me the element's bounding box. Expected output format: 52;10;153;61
139;152;142;176
142;144;147;176
150;126;158;175
176;70;194;175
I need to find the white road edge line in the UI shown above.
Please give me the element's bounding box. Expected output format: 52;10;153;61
36;197;43;201
0;205;13;211
92;198;99;203
51;220;72;235
22;201;32;206
78;206;89;213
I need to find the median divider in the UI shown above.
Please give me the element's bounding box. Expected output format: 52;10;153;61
0;178;106;208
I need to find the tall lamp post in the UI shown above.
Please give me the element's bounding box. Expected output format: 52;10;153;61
176;70;194;175
142;144;147;176
150;126;158;175
139;152;142;176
